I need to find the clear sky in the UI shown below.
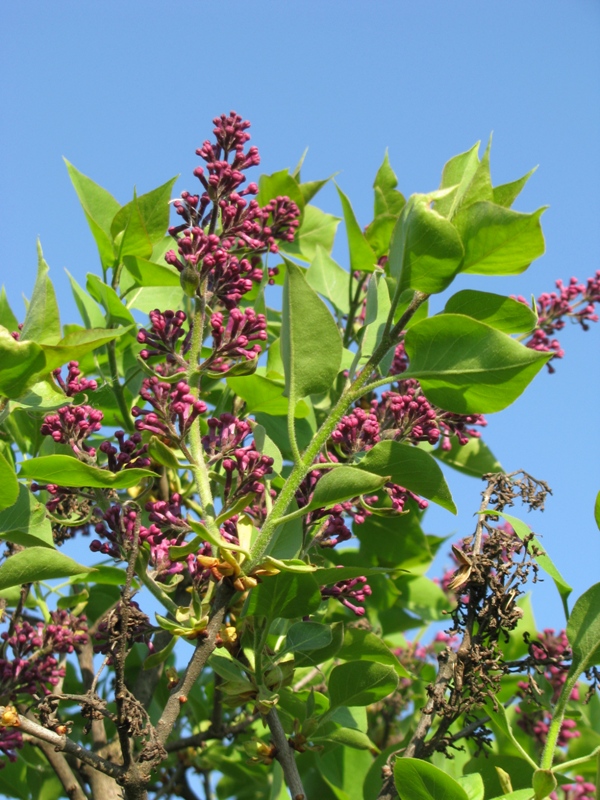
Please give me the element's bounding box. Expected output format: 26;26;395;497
1;1;599;631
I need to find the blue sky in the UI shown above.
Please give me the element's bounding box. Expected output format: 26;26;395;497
1;1;599;631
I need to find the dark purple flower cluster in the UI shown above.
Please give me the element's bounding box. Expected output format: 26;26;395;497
132;377;207;441
41;405;104;460
517;271;600;372
321;575;372;616
53;361;98;396
0;727;23;765
165;112;299;309
517;628;580;748
550;776;596;800
0;612;88;699
137;309;189;365
205;307;267;373
91;504;139;559
99;430;151;472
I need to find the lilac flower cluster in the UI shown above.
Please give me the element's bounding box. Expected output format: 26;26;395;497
321;575;372;616
550;776;596;800
132;377;207;441
0;727;22;766
99;430;151;472
517;628;580;748
53;361;98;396
0;611;88;700
205;307;267;373
165;112;299;309
137;309;189;366
40;405;104;460
517;271;600;372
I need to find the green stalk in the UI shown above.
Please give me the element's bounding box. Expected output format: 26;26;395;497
540;673;578;770
187;289;217;525
137;565;179;617
107;341;134;433
246;290;428;571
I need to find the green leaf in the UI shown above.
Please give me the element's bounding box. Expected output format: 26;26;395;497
66;270;106;329
0;326;47;398
336;185;378;273
356;440;456;513
86;274;136;326
484;700;538;769
111;191;153;261
338;628;410;678
373;151;406;217
64;159;119;268
281;204;340;263
0;286;19;331
0;547;91;591
304;466;390;513
434;436;503;478
455;202;546;275
209;654;248;683
457;774;485;800
20;242;61;344
594;491;600;532
360;272;391;363
328;661;398;708
532;770;556;800
41;326;133;371
295;620;345;668
19;456;156;488
395;574;453;621
313;726;375;751
11;378;74;412
393;758;469;800
281;260;343;402
355;512;432;572
0;450;19;512
365;214;399;259
567;582;600;675
226;374;289;416
435;142;481;218
493;167;537;208
122;254;180;287
447;136;494;219
143;636;176;670
488;791;534;800
244;572;322;620
444;290;537;334
285;621;332;653
0;484;54;548
305;245;352;315
315;566;391;585
403;314;550;414
253;424;283;475
111;176;177;245
388;195;465;294
495;511;572;617
148;435;181;471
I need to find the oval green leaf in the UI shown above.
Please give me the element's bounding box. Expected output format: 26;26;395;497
403;314;550;414
394;758;469;800
306;466;390;513
0;547;92;591
0;451;19;512
281;259;343;402
356;440;456;513
444;290;537;334
19;456;156;488
328;661;398;708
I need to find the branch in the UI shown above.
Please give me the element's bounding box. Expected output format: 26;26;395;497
266;708;305;800
1;707;123;781
140;579;235;777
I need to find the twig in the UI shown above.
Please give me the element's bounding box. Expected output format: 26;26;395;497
266;708;305;800
164;714;259;753
1;708;123;781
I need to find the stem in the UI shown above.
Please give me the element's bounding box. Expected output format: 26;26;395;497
187;291;217;524
247;290;429;571
266;707;306;800
540;673;577;770
136;561;179;616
